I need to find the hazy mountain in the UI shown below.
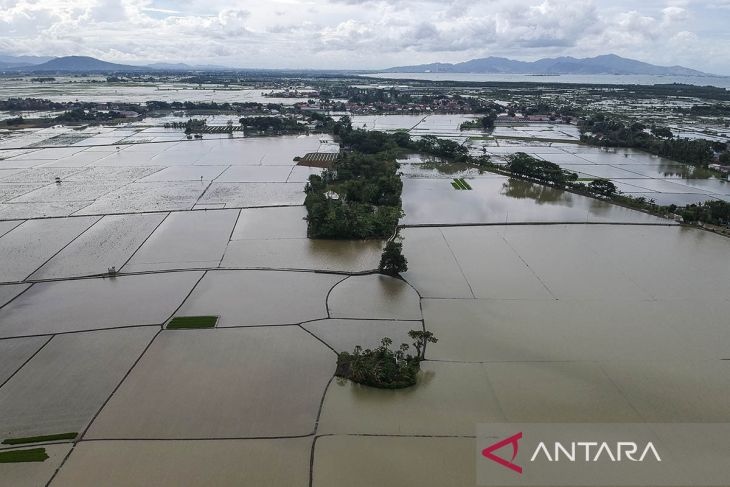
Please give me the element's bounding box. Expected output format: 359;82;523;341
0;54;55;69
10;56;152;73
384;54;710;76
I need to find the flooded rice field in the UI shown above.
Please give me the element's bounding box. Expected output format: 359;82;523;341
0;327;158;438
401;177;665;225
85;327;333;439
474;141;730;205
52;439;311;487
0;77;313;106
1;122;730;486
348;114;729;206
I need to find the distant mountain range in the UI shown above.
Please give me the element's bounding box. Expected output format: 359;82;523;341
383;54;711;76
0;54;55;69
0;55;228;73
0;53;716;76
19;56;154;72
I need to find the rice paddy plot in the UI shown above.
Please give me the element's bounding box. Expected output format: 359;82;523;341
174;270;340;327
166;316;218;329
319;361;504;436
297;152;337;167
84;327;334;439
0;444;71;485
75;181;208;215
29;133;92;147
0;448;49;463
302;319;415;353
2;432;77;445
327;275;422;321
0;219;22;238
399;227;473;299
0;272;203;337
197;182;305;208
215;165;294;183
313;436;477;487
0;200;95;220
51;439;311;487
122;209;238;273
450;178;472;190
0;327;158;439
9;181;127;204
231;206;308;240
0;183;46;203
138;165;228;182
0;167;88;183
0;336;46;385
0;216;99;283
30;213;166;280
400;178;665;226
220;238;384;272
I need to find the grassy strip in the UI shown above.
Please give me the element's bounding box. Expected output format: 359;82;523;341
167;316;218;329
0;448;48;463
452;178;472;190
2;432;77;445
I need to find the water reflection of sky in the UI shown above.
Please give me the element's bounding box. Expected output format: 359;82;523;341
401;178;665;225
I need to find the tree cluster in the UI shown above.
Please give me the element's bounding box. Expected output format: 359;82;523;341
239;116;307;133
506;152;578;187
674;200;730;226
53;109;125;123
578;114;719;167
335;331;438;389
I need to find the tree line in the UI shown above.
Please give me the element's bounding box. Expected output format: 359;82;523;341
578;113;727;167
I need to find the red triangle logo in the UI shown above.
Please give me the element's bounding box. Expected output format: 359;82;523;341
481;432;523;474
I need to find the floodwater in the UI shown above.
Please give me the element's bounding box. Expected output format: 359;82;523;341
0;130;336;218
122;209;238;272
0;327;157;438
75;181;208;215
346;113;728;206
319;361;504;435
314;436;477;487
0;272;203;337
197;182;305;208
401;177;665;225
0;444;72;487
302;319;415;353
231;206;308;239
174;270;343;326
0;336;47;384
31;213;166;279
2;117;730;486
0;283;30;307
0;78;314;105
52;439;311;487
85;327;333;439
0;216;99;282
327;275;422;321
221;238;384;272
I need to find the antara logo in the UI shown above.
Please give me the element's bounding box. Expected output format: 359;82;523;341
482;433;661;474
481;432;524;474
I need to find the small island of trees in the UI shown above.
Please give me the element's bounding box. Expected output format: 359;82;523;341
336;330;438;389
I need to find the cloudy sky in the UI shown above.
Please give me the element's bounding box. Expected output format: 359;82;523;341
1;0;729;74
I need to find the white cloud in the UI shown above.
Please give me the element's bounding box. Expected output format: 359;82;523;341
0;0;727;74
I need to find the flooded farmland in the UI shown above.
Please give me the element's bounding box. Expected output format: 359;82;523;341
1;112;730;487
